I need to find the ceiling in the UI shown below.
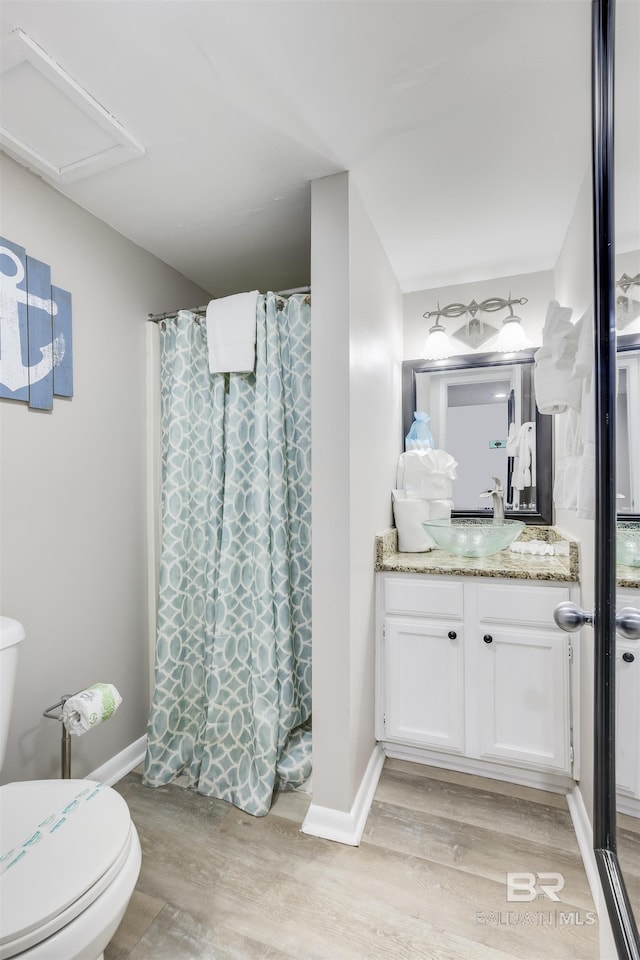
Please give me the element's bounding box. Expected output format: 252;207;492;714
1;1;638;299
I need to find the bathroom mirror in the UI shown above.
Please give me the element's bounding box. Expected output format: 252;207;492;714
402;349;553;524
617;332;640;520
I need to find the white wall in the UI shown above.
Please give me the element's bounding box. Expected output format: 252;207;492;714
0;154;210;784
311;172;403;812
552;171;596;826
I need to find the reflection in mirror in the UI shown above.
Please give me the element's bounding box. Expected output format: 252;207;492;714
617;334;640;518
403;349;553;524
616;333;640;933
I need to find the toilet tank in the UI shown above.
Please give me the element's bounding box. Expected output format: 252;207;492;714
0;617;25;770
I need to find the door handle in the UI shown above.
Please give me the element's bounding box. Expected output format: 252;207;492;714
553;602;594;633
553;602;640;640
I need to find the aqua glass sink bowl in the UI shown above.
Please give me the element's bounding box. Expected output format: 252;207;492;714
421;518;526;558
617;522;640;567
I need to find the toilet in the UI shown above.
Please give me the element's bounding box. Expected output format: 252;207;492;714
0;617;142;960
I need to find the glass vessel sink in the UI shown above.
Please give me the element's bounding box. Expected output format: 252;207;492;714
617;522;640;567
422;518;526;558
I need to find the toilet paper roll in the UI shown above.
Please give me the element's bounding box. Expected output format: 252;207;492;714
62;683;122;736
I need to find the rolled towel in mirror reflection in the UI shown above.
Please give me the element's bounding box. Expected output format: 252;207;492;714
62;683;122;736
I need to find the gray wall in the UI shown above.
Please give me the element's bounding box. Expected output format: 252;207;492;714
0;154;210;784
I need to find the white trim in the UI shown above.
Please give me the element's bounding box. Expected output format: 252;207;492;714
566;786;619;958
616;793;640;818
383;743;573;794
87;735;147;786
566;785;600;907
301;743;384;846
145;322;161;702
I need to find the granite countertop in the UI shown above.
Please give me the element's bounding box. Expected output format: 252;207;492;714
375;525;579;583
618;565;640;590
376;526;640;588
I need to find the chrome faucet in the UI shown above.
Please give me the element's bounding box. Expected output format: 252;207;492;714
480;477;505;525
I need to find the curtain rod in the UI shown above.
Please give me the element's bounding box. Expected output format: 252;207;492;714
146;286;311;324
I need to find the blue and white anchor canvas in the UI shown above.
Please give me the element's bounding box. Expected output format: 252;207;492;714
0;237;73;410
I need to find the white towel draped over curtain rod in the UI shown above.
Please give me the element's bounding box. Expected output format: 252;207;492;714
146;286;311;324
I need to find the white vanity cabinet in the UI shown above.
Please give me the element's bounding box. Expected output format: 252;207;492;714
474;583;572;773
616;588;640;814
382;577;464;753
376;572;579;788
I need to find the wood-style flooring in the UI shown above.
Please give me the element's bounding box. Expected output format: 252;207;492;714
106;759;599;960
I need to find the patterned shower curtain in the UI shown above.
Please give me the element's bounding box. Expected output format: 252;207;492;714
143;293;312;816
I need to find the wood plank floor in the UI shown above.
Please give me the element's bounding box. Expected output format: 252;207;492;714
106;759;599;960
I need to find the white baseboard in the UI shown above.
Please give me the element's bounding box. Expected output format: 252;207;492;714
300;743;384;846
567;786;636;959
616;793;640;818
567;785;600;908
383;743;573;794
87;735;147;786
566;782;620;960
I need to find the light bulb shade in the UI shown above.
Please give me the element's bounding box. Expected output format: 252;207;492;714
494;316;531;353
423;323;455;360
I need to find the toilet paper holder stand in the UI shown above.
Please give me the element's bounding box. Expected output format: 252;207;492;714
43;694;74;779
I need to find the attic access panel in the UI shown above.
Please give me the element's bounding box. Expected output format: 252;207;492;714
0;29;144;183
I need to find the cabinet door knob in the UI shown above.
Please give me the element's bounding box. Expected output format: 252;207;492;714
448;630;457;640
622;652;635;664
483;634;493;644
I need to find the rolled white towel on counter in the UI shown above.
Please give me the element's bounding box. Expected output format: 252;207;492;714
392;492;435;552
392;492;453;552
62;683;122;736
509;540;556;556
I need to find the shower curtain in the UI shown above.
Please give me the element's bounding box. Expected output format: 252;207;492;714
143;293;312;816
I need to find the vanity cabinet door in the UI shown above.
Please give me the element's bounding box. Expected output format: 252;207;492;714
616;638;640;800
383;616;464;753
477;627;571;774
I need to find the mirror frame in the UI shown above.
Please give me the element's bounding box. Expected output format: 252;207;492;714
617;331;640;522
402;347;554;525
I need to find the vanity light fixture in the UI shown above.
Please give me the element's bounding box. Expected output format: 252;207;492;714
494;305;532;353
616;271;640;330
422;295;528;357
422;318;456;359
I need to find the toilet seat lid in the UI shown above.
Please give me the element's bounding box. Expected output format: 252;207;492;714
0;779;132;948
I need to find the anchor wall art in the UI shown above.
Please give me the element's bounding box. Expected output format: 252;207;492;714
0;237;73;410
